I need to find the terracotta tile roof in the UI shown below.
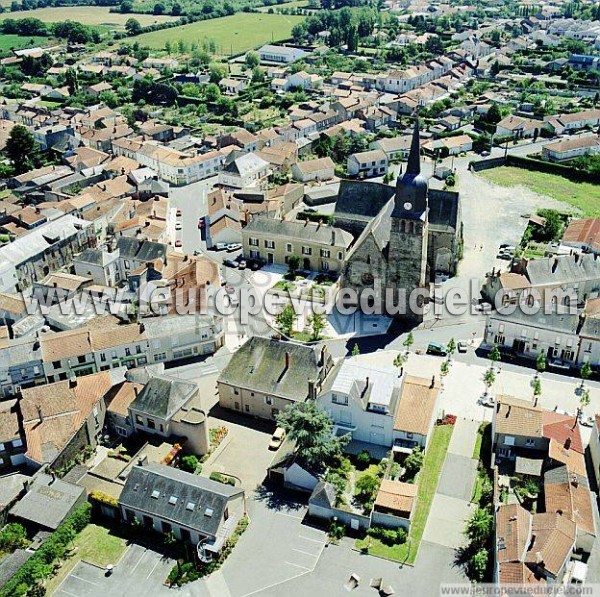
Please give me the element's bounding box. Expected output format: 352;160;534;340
393;375;439;435
90;323;147;352
548;439;587;476
496;503;532;563
374;479;417;516
40;328;92;362
542;412;583;454
545;478;596;536
563;218;600;251
107;382;143;417
0;292;26;316
495;396;543;438
294;157;335;174
525;513;576;577
498;562;544;586
0;400;21;443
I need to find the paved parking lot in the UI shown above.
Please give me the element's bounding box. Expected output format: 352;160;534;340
55;544;177;597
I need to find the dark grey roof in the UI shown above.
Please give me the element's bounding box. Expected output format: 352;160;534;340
119;463;243;537
581;316;600;339
334;179;395;223
0;549;33;589
525;254;600;287
130;376;197;419
116;237;168;262
10;474;85;530
428;189;460;231
243;218;353;248
544;464;589;489
218;336;324;402
76;248;106;265
309;481;336;509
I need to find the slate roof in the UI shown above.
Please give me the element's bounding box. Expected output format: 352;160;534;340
243;218;353;248
428;189;460;231
10;474;85;530
218;336;325;402
0;549;33;589
130;376;197;419
115;237;168;262
309;481;336;510
524;253;600;287
334;179;395;224
119;463;243;537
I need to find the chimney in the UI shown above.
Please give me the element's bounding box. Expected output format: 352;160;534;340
139;322;145;333
565;436;571;450
571;473;579;488
138;454;148;466
320;345;327;366
308;379;316;399
331;230;335;245
535;552;543;565
285;351;290;370
49;471;56;485
552;257;558;273
134;386;139;396
37;405;43;423
69;377;77;388
430;375;436;388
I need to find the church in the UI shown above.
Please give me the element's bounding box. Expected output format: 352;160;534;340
334;120;463;321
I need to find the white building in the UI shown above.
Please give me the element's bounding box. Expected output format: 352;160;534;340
257;44;309;64
347;149;388;178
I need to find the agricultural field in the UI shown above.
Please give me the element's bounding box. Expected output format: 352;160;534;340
0;33;49;51
133;12;305;55
478;166;600;217
257;0;310;11
0;7;178;28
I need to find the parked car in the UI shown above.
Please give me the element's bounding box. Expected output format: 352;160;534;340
548;357;572;372
269;427;286;450
214;242;227;251
237;260;247;270
478;395;495;407
579;414;594;427
175;240;182;248
226;243;242;252
426;342;447;356
457;341;468;353
176;209;182;217
175;222;182;230
224;285;239;306
198;218;205;229
481;150;490;157
223;259;237;268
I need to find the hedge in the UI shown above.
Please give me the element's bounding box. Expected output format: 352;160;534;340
506;154;600;184
0;503;91;597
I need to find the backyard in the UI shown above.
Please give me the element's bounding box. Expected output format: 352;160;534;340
45;524;128;595
478;166;600;217
355;423;455;564
133;13;305;54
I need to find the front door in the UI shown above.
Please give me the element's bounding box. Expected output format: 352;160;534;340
267;253;274;264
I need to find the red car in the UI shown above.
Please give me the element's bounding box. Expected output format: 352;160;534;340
175;240;182;247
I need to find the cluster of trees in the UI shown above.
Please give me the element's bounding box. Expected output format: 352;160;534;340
132;77;178;106
292;7;378;50
572;153;600;177
0;17;100;42
314;132;370;164
4;125;37;175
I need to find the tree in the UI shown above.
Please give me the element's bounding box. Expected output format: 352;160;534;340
307;312;326;341
355;474;379;506
245;51;259;69
403;445;424;480
275;304;296;337
179;454;199;473
447;337;456;356
276;401;349;473
120;0;132;12
540;209;562;241
393;352;406;374
125;17;142;36
402;332;414;352
486;103;502;125
171;2;181;15
465;506;493;546
153;2;165;14
204;82;221;102
287;254;300;274
5;124;35;174
580;362;592;387
535;352;546;373
440;359;450;377
65;67;79;95
164;40;172;54
488;345;500;364
483;369;496;396
490;60;500;76
470;548;488;582
532;377;542;407
351;343;360;357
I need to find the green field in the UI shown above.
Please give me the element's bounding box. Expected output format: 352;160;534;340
0;33;50;51
356;424;454;564
0;6;177;28
134;12;305;54
257;0;310;11
478;166;600;217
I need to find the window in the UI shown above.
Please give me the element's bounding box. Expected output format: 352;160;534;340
234;402;240;410
136;414;143;424
525;439;535;447
154;352;167;361
271;408;279;418
233;388;239;395
125;348;131;357
407;433;414;440
321;261;330;271
338;251;343;260
249;238;259;247
286;243;293;253
320;249;330;258
136;345;142;354
245;404;250;412
265;240;275;249
302;246;312;255
224;507;229;521
77;355;86;364
265;396;273;405
332;394;348;406
52;360;60;369
100;353;107;362
250;250;260;259
111;350;117;359
147;419;156;429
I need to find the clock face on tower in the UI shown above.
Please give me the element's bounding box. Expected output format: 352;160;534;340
403;201;412;211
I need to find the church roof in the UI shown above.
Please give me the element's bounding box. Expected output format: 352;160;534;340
334;179;394;224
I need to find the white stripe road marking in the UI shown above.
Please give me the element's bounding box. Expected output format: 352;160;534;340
129;549;148;575
285;561;310;571
58;589;79;597
298;534;323;544
275;510;306;520
71;574;99;586
292;547;319;558
146;557;161;579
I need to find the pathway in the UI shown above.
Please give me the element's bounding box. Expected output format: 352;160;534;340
420;418;479;554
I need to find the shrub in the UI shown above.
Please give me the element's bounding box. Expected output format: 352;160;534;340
367;525;407;546
355;450;371;470
179;455;199;473
209;471;236;486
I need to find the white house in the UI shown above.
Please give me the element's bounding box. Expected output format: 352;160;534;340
218;152;270;190
257;44;309;64
291;157;335;183
347;149;388;178
541;135;600;162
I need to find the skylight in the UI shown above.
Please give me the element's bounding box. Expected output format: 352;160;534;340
151;490;160;499
168;496;178;505
186;502;195;511
204;507;214;517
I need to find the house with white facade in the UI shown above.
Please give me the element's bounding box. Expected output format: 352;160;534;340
257;45;309;64
347;149;388;178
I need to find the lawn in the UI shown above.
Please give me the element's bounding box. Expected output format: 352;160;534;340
478;166;600;217
356;423;454;564
45;524;128;595
134;13;305;55
0;7;177;28
0;34;50;51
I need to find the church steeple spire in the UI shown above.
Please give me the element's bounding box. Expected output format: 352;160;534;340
406;118;421;176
